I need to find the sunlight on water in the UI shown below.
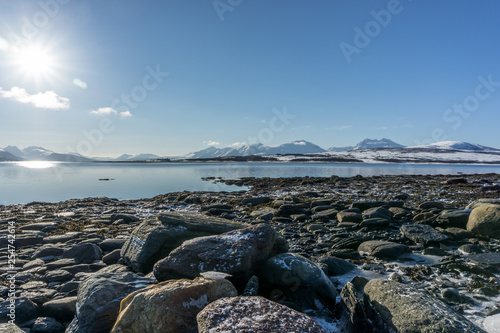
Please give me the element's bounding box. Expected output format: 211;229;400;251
16;161;57;169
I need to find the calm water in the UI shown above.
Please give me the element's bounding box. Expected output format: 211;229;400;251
1;161;500;205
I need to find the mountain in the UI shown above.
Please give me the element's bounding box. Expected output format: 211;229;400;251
353;138;405;150
116;153;161;161
328;146;354;152
186;140;326;159
3;146;93;162
410;141;500;152
0;149;23;161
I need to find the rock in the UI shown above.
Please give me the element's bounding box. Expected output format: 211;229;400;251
413;212;435;221
466;204;500;238
99;239;126;252
313;208;338;218
110;213;140;223
467;252;500;267
444;177;468;185
0;297;38;325
66;265;154;333
311;205;334;213
0;324;24;333
259;253;337;310
241;196;271;206
41;270;73;283
340;276;371;333
250;207;275;220
196;296;327;333
401;224;448;246
337;211;363;223
40;297;77;322
466;198;500;210
458;244;484;255
362;207;393;220
437;210;471;228
103;249;121;265
242;275;259;296
316;255;356;276
364;279;486;333
306;224;329;233
359;218;391;228
419;201;445;210
358;240;410;259
441;288;461;303
111;277;237;333
153;224;276;289
32;245;65;259
274;204;307;217
43;232;83;244
62;244;102;264
121;212;249;273
31;317;64;333
443;227;473;240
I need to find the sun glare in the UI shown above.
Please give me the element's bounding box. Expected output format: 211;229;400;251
17;161;56;169
15;45;55;78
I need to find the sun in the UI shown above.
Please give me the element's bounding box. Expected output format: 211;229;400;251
17;45;54;75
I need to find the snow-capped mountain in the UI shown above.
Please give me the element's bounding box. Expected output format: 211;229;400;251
328;146;354;152
409;141;500;152
3;146;93;162
186;141;326;159
352;138;405;150
115;153;161;161
0;149;23;161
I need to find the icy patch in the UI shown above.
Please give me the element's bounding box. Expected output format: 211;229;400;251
311;316;342;333
56;211;75;217
182;294;208;309
483;313;500;333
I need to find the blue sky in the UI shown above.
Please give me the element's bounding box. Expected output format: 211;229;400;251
1;0;500;156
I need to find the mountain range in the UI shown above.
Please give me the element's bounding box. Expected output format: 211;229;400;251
1;139;499;162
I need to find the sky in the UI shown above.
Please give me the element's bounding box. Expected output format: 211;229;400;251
1;0;500;157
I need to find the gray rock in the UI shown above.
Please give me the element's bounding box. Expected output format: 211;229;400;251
401;224;448;246
66;265;154;333
42;270;73;283
102;249;121;265
419;201;445;210
468;252;500;267
63;244;102;264
121;212;249;273
110;213;140;223
259;253;337;310
437;210;471;228
153;224;276;289
316;255;356;276
0;323;24;333
359;218;391;228
466;198;500;210
274;204;307;217
196;296;327;333
31;317;64;333
312;208;338;218
32;245;65;259
241;196;271;206
340;276;371;333
362;207;393;220
98;239;126;252
0;297;38;325
337;211;363;223
250;207;276;220
443;228;473;240
358;240;410;259
466;204;500;238
40;297;77;322
364;279;486;333
43;232;83;244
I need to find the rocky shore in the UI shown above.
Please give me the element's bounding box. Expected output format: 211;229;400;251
1;173;499;332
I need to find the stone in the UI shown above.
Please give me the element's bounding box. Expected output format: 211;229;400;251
362;207;393;220
359;218;391;228
153;224;276;289
196;296;327;333
313;208;338;218
0;297;38;325
443;228;473;240
62;243;102;264
40;297;77;322
41;270;73;283
413;212;435;221
316;255;356;276
241;196;271;206
110;213;140;223
121;212;249;273
419;201;445;210
99;239;127;252
66;265;154;333
358;240;410;259
340;276;371;333
337;211;363;223
31;317;64;333
32;245;65;259
466;198;500;210
444;177;468;185
401;224;448;246
259;253;337;310
103;249;121;265
43;232;84;244
306;223;329;233
311;205;334;213
437;210;471;228
274;204;307;217
111;277;237;333
466;204;500;238
468;252;500;267
250;207;275;220
364;279;486;333
458;244;484;255
0;324;24;333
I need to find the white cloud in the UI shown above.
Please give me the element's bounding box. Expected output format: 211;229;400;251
203;140;221;147
293;141;306;145
326;125;352;131
90;107;132;118
229;142;245;148
73;78;88;89
0;86;70;110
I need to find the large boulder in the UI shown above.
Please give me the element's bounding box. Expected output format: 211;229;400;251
259;253;337;310
437;209;471;228
401;224;448;246
153;224;276;289
466;204;500;238
111;277;237;333
466;198;500;210
196;296;327;333
65;265;154;333
363;279;486;333
358;240;410;259
121;212;249;273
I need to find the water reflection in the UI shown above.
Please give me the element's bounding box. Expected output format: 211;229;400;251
16;161;57;169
